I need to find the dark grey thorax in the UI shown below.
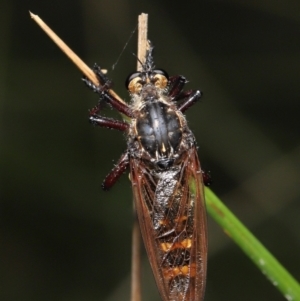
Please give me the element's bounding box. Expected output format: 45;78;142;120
136;100;182;169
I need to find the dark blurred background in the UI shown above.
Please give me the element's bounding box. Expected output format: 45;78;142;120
1;0;300;300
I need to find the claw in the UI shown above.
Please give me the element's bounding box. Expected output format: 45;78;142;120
92;63;113;89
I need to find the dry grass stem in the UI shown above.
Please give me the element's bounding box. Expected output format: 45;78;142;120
137;14;148;71
29;11;124;103
131;13;148;301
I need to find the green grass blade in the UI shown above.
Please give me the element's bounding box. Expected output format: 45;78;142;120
205;187;300;300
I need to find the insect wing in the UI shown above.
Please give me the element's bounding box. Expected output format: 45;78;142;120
130;148;207;301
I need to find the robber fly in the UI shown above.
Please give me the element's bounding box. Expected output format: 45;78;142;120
83;41;209;301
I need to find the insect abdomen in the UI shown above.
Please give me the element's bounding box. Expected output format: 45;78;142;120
152;168;196;300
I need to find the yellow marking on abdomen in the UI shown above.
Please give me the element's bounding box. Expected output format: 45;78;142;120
160;238;192;252
163;263;197;280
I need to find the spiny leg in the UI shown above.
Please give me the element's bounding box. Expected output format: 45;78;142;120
83;64;134;118
201;170;212;187
82;63;112;92
89;105;129;131
102;152;130;191
168;75;187;100
89;115;129;131
177;90;202;113
168;75;202;113
92;63;113;88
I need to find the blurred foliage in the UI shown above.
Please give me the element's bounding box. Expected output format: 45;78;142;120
1;0;300;301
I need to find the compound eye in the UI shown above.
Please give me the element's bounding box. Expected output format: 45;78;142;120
154;69;169;79
153;69;169;89
126;72;143;93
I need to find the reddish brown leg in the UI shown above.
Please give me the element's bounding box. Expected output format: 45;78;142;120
89;115;129;131
177;90;202;113
168;75;202;113
102;152;130;190
89;105;129;131
201;170;212;186
101;90;134;118
83;64;134;118
168;75;187;100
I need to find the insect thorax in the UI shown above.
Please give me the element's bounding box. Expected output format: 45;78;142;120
128;92;194;170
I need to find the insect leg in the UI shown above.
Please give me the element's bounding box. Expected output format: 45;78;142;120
168;75;187;100
102;151;130;191
83;64;134;118
82;64;112;93
177;90;202;113
201;169;212;186
92;63;113;87
101;90;134;118
89;105;129;131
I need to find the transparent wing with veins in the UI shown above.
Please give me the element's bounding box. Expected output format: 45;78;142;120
130;148;207;301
